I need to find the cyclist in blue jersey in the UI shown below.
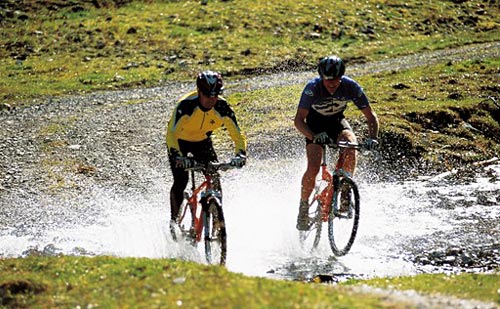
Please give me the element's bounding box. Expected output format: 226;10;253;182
294;55;379;231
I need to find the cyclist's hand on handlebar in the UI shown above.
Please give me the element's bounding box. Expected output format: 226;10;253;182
313;132;330;144
175;156;194;169
364;138;379;151
230;153;247;168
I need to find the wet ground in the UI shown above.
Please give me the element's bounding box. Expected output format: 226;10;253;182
240;158;500;282
1;155;498;282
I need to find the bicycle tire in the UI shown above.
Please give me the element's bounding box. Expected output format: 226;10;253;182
299;196;324;252
328;177;360;256
202;199;227;265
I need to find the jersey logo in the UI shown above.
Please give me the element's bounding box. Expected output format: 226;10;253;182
312;98;347;116
305;89;314;97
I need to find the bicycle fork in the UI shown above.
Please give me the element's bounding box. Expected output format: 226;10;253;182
330;175;341;217
331;174;355;219
200;189;222;240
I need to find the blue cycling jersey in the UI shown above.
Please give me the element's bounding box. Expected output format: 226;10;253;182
298;76;370;117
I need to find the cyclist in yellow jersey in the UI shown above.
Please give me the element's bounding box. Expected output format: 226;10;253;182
166;71;247;234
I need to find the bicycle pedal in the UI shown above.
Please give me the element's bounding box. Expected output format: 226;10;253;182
306;218;316;230
180;229;197;245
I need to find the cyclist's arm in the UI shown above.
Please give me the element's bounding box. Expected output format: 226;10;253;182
166;92;200;157
166;107;183;157
222;114;247;155
360;105;379;139
294;107;314;140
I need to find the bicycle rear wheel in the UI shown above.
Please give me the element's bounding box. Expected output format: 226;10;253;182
202;199;227;265
328;177;360;256
299;197;324;252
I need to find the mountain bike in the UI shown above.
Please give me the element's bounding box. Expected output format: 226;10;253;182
170;161;236;266
299;140;370;256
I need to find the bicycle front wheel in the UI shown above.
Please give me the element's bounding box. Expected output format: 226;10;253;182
328;177;360;256
202;199;227;265
299;197;324;252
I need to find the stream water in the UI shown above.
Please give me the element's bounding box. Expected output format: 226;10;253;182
1;157;498;281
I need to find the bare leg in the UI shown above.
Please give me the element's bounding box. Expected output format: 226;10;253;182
300;143;323;202
297;143;323;230
336;129;357;176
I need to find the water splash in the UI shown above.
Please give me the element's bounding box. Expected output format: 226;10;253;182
1;160;498;280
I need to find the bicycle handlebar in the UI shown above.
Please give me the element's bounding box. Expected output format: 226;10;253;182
328;140;362;150
322;140;366;150
185;161;236;172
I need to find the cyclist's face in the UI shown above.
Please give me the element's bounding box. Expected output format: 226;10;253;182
199;91;218;109
322;77;342;94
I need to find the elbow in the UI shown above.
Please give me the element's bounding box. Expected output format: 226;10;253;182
294;117;302;130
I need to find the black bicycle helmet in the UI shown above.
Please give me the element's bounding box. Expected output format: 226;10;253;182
196;71;224;97
318;56;345;80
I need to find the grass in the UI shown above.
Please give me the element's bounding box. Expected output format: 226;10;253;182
224;57;500;167
358;57;500;166
1;0;499;105
0;256;382;307
0;256;498;307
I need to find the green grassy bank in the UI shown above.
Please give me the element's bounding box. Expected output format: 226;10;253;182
1;256;498;307
223;56;500;168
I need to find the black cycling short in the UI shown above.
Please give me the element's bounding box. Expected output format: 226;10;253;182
168;138;219;220
305;111;352;144
168;138;218;168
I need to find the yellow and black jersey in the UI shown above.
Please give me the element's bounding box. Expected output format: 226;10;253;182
166;90;247;156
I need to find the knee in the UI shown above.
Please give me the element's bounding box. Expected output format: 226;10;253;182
340;130;357;143
304;165;320;178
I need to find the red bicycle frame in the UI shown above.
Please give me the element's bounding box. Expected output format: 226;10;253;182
313;143;350;221
178;172;214;243
315;162;333;222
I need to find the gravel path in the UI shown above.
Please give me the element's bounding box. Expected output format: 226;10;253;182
1;41;498;201
352;285;499;309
